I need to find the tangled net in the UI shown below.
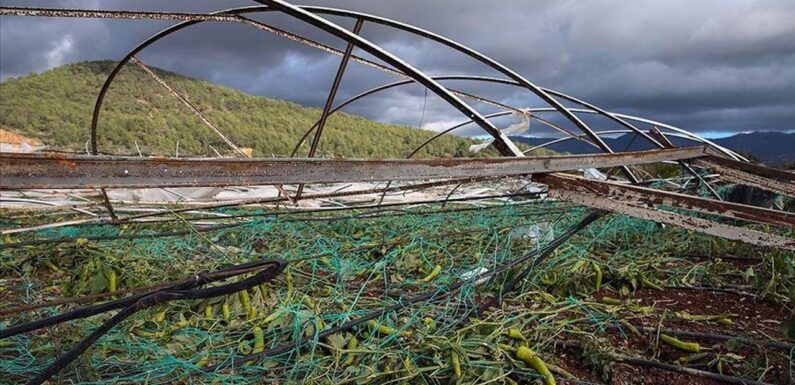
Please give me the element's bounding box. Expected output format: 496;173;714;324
2;192;790;385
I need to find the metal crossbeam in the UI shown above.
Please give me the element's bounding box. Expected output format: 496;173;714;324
693;158;795;197
0;147;706;189
540;174;795;250
539;173;794;228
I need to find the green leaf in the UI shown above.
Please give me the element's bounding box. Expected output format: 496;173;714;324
326;333;347;350
86;272;108;294
742;267;755;282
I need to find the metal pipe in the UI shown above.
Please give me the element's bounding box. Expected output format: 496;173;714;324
540;174;795;250
293;18;365;201
1;5;745;162
0;147;706;190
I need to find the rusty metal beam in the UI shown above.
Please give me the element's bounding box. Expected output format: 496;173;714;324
307;18;364;160
703;149;795;183
696;160;794;197
540;174;794;250
294;17;364;201
648;127;724;201
131;57;249;158
550;188;795;250
539;173;794;228
1;7;408;81
0;147;706;190
0;7;249;20
692;154;795;197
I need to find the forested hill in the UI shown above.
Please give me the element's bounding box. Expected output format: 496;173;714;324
0;61;490;158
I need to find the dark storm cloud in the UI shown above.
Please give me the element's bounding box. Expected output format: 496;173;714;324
1;0;793;136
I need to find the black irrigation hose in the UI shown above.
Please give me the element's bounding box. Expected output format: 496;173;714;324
0;217;546;316
0;258;284;338
2;208;575;319
476;210;605;315
9;209;602;383
206;210;606;372
1;259;287;385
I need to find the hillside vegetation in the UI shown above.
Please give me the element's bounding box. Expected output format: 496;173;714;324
0;61;516;158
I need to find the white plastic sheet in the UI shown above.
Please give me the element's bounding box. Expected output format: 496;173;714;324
469;109;531;153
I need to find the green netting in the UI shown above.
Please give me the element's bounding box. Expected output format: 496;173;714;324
1;198;792;385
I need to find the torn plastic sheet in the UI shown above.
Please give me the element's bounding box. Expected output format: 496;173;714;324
582;168;608;180
461;267;489;286
469;109;531;153
511;222;555;243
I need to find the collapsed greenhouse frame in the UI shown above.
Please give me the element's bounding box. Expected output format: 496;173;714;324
0;1;794;385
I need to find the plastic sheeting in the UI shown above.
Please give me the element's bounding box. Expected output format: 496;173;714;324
469;109;531;153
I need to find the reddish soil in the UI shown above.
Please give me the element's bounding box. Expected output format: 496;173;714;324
611;365;726;385
630;287;788;338
549;287;793;385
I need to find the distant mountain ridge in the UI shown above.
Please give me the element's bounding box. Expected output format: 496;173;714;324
510;131;794;166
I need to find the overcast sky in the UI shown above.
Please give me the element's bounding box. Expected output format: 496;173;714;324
1;0;794;138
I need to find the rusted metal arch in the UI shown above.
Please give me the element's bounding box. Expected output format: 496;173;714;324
292;4;639;182
87;2;637;180
11;5;741;166
290;78;593;158
292;17;365;201
319;75;667;152
276;7;743;161
290;79;598;205
17;6;737;176
89;6;254;155
83;6;268;222
89;5;522;158
278;73;729;202
284;75;740;170
608;113;746;162
321;75;744;161
531;108;743;161
293;96;591;159
0;7;747;157
537;90;722;200
524;129;729;154
536;108;745;161
303;72;742;161
312;74;743;161
422;105;744;161
8;5;740;164
525;130;633;153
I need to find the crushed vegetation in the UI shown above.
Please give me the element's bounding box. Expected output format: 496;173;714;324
1;196;792;385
